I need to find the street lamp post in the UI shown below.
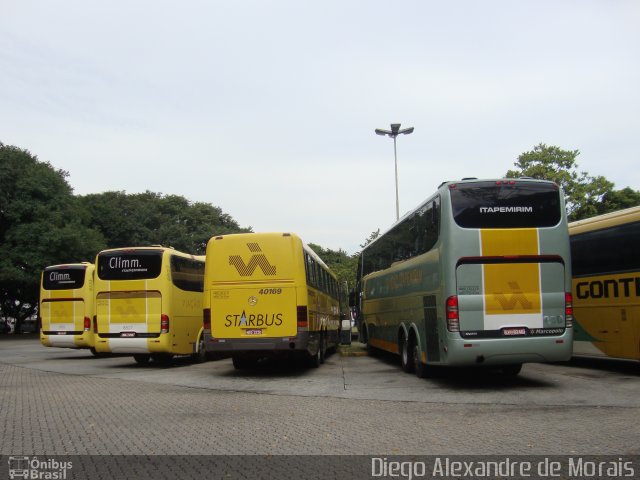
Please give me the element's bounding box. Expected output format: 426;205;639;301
375;123;414;221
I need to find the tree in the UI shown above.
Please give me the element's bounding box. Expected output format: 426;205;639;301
505;143;614;220
0;143;105;332
360;229;380;249
597;187;640;216
307;243;358;302
77;191;251;254
506;143;640;220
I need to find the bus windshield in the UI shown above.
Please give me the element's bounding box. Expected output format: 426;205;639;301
97;250;163;280
43;266;87;290
450;181;561;228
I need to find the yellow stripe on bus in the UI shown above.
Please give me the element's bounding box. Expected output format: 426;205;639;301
481;229;541;316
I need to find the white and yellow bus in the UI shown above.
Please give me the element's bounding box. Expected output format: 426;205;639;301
93;246;206;364
39;262;97;354
203;232;340;369
570;206;640;362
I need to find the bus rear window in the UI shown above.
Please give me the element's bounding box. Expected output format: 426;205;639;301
450;181;561;228
98;250;163;280
43;266;87;290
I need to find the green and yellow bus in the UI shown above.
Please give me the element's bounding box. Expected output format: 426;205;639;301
93;246;206;364
39;262;97;353
352;178;573;376
203;232;340;369
569;205;640;362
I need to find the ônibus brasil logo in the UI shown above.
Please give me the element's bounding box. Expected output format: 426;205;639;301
8;456;72;479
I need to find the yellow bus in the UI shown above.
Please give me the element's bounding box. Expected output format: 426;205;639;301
569;206;640;362
93;246;206;364
203;232;340;369
39;262;97;354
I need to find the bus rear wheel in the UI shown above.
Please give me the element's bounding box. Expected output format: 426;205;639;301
401;337;414;373
501;364;522;376
232;354;256;370
413;344;429;379
133;354;150;365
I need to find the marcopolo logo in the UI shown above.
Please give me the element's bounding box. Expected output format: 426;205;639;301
8;456;72;479
229;243;276;276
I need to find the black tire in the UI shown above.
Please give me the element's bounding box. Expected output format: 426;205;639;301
151;353;173;364
400;337;414;373
308;342;322;368
501;364;522;376
413;344;429;378
90;347;99;357
319;332;326;364
133;354;150;365
232;354;256;370
192;336;207;363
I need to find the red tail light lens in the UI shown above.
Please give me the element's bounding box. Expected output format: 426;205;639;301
446;295;460;332
565;292;573;327
161;314;170;334
83;316;91;332
203;308;211;330
297;306;308;328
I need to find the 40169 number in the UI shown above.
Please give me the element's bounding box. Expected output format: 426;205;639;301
259;288;282;295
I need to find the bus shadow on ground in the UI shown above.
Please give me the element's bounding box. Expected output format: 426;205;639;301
215;355;330;379
562;357;640;376
366;347;555;390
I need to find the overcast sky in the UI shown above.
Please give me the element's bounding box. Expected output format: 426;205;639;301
2;1;638;253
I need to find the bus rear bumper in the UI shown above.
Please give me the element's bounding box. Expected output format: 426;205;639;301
443;331;573;366
205;331;313;354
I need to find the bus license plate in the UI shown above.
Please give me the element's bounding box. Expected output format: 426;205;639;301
245;329;262;336
56;332;67;335
502;327;527;336
120;332;136;337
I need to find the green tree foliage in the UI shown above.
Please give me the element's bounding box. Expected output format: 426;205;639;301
307;243;358;302
506;143;640;220
597;187;640;215
505;143;614;220
0;143;105;331
77;191;251;254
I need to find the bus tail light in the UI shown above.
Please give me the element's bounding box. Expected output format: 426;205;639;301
83;317;91;332
161;314;170;334
565;292;573;327
203;308;211;330
297;306;308;328
446;296;460;332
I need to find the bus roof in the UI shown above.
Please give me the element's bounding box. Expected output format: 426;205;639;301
569;205;640;235
363;177;560;251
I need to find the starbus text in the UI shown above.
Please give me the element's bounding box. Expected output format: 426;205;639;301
224;313;283;327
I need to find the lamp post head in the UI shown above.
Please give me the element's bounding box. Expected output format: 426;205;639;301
390;123;401;134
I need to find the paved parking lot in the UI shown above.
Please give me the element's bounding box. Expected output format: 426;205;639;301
1;336;639;460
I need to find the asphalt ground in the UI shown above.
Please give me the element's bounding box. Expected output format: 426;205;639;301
0;335;638;478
